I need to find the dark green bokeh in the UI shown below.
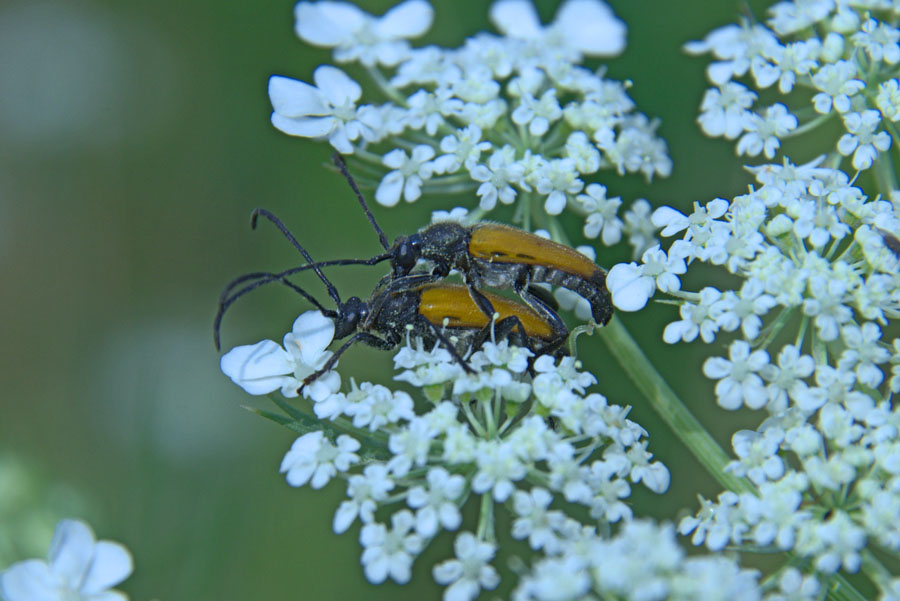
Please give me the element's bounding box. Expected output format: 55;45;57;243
1;1;773;599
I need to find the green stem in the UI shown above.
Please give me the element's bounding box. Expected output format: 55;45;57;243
364;65;406;105
873;149;899;197
786;111;834;138
597;318;754;494
476;492;495;542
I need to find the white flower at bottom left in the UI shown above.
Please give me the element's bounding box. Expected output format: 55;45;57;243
0;519;133;601
220;310;340;402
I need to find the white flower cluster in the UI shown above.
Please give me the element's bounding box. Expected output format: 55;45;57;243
606;1;900;592
622;157;900;591
686;1;898;171
269;0;670;254
222;309;669;595
513;520;762;601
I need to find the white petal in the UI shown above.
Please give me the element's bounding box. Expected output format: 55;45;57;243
271;114;335;138
268;76;328;117
651;206;687;234
543;190;566;215
290;310;336;364
0;560;57;601
80;541;133;594
554;0;626;56
333;502;357;534
284;463;315;487
313;65;361;106
303;372;341;403
48;519;95;586
708;61;735;85
376;0;433;38
703;357;732;379
403;176;423;202
327;127;355;154
221;340;294;395
375;171;405;207
294;1;365;46
606;263;654;311
489;0;542;38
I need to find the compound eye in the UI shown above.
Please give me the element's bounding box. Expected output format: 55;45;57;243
396;241;417;271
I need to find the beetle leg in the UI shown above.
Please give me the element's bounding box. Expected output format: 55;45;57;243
525;284;559;312
471;315;532;352
414;314;475;374
382;272;444;294
514;279;569;342
298;332;394;394
465;284;499;321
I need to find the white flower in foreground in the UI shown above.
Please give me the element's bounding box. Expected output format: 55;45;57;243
605;243;686;311
220;310;339;401
469;145;525;210
837;110;891;171
0;519;133;601
295;0;433;66
490;0;626;57
360;510;423;584
432;532;499;601
606;262;655;311
697;82;756;139
703;340;770;410
737;103;797;159
375;145;436;206
280;431;360;489
578;183;623;246
406;467;465;537
268;66;378;153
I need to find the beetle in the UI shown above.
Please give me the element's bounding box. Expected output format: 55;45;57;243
215;210;566;390
304;280;564;388
329;153;613;334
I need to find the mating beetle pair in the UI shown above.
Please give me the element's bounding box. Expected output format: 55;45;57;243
216;154;613;389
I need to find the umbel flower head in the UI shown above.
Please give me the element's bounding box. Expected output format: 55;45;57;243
601;2;900;599
267;0;670;259
222;306;672;593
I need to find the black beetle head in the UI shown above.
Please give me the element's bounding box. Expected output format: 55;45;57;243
392;233;422;275
334;296;367;338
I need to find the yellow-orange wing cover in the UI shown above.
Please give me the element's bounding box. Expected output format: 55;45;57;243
468;223;600;280
418;285;554;341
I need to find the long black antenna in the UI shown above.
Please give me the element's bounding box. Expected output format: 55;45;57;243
250;208;343;308
331;152;390;251
214;256;393;350
219;255;391;303
214;269;334;350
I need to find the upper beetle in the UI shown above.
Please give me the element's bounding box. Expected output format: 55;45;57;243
331;153;613;332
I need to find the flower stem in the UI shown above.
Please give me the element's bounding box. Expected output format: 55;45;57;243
476;492;495;542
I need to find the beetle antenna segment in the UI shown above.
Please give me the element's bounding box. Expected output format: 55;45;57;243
214;255;394;351
219;256;392;302
249;208;344;308
214;269;336;350
331;152;390;251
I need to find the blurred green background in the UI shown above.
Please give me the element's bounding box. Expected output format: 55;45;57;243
1;0;773;599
